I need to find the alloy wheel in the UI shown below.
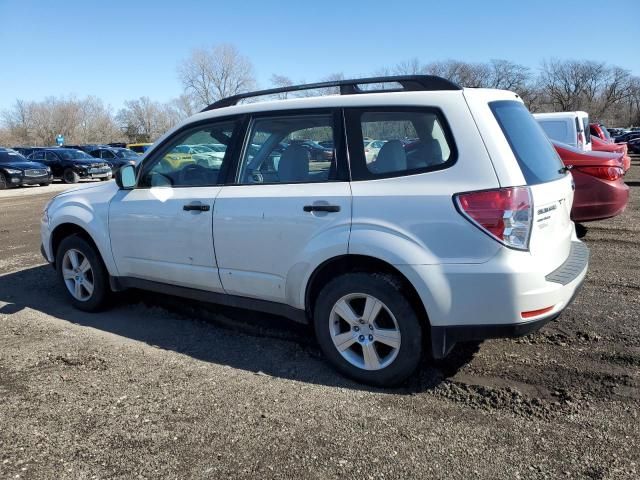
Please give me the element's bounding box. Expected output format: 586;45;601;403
61;249;94;301
329;293;401;371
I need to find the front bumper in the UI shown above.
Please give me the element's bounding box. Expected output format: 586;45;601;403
7;173;52;186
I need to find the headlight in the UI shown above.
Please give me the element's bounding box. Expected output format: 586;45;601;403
5;168;22;174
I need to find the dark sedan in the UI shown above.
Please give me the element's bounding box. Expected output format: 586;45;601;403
28;148;112;184
88;147;139;174
0;148;52;189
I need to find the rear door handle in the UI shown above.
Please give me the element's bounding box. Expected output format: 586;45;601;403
303;205;341;213
183;202;211;212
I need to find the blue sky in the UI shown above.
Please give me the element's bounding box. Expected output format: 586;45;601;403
0;0;638;112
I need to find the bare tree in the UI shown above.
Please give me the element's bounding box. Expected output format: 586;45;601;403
178;44;256;108
270;74;294;99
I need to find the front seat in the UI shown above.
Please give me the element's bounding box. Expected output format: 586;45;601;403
278;144;310;182
372;140;407;173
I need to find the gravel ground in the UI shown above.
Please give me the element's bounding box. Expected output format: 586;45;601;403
1;160;639;479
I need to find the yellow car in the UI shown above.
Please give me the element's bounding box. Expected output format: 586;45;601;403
126;143;153;155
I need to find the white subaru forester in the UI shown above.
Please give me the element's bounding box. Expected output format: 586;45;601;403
41;76;589;386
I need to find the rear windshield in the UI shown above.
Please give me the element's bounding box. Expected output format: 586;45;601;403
490;101;564;185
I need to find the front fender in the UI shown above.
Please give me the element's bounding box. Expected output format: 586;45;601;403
47;198;117;275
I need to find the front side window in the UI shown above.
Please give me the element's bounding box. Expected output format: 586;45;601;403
139;120;238;188
237;113;337;185
347;108;456;180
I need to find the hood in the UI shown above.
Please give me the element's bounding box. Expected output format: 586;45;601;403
52;178;118;200
0;160;48;170
70;158;107;166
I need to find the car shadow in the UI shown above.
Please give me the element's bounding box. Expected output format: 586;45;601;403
0;265;478;392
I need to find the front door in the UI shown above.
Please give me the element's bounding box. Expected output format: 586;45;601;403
213;110;352;305
109;118;242;291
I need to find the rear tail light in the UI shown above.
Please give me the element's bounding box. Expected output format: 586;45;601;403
455;186;532;251
574;166;623;181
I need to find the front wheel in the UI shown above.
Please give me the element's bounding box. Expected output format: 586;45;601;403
314;272;423;387
0;172;8;190
56;235;110;312
63;168;79;184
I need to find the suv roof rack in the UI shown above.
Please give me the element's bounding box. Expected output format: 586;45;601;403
201;75;462;112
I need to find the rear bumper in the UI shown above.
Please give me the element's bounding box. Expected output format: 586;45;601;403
571;174;629;222
430;275;585;358
395;241;589;359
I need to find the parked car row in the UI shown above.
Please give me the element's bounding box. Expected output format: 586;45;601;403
532;110;633;225
0;148;52;189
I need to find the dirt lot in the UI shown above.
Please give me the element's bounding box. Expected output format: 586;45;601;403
1;163;639;480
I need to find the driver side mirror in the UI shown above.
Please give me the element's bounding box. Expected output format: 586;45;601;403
116;164;136;190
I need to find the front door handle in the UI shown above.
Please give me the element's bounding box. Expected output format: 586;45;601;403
183;202;211;212
303;205;341;213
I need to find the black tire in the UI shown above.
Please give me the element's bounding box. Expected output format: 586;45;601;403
55;235;110;312
313;272;423;387
39;183;50;187
63;168;79;184
575;223;588;238
0;172;8;190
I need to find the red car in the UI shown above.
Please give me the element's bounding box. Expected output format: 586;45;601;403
591;135;631;172
589;123;612;143
552;141;629;222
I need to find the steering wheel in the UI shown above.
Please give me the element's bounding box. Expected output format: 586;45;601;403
178;163;209;186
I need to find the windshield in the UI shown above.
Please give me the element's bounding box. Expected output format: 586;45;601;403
0;150;28;163
56;149;93;160
114;148;138;159
490;100;565;185
601;126;611;140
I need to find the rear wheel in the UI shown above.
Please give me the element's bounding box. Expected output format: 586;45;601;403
314;272;423;387
56;235;110;312
0;172;7;190
63;169;79;184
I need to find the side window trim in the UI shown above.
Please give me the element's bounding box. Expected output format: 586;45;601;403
135;114;244;189
344;106;458;181
229;108;349;186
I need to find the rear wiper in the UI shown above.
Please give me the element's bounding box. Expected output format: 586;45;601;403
559;165;573;174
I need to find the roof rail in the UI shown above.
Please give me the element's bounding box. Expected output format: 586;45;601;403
201;75;462;112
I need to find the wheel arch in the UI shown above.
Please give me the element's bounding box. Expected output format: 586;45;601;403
50;223;103;268
304;254;430;330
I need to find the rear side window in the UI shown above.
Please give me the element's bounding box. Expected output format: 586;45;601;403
346;108;456;180
490;101;564;185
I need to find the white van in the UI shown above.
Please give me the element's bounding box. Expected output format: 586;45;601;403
533;111;592;151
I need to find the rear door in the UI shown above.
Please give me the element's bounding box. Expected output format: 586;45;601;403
212;109;351;305
488;99;575;272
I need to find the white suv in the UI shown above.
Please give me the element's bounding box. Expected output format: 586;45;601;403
41;76;589;386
